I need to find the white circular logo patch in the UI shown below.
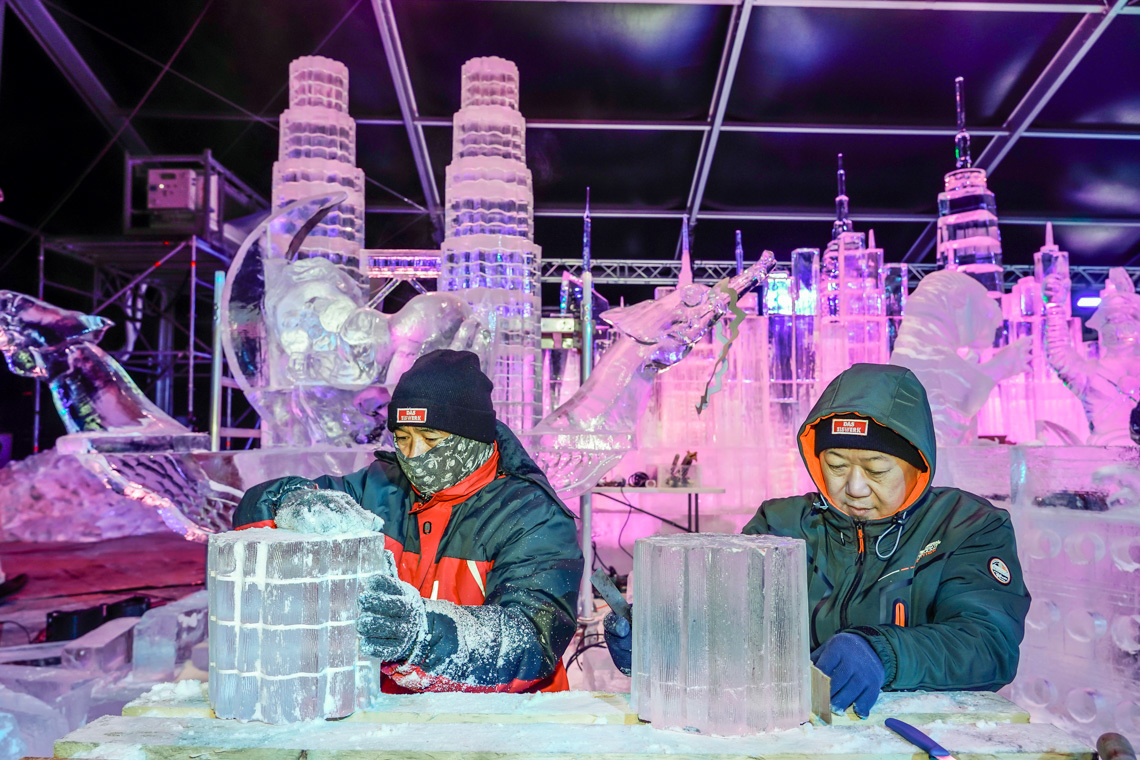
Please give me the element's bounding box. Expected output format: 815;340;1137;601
989;557;1011;585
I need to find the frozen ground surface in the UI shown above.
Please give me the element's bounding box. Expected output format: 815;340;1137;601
56;713;1093;758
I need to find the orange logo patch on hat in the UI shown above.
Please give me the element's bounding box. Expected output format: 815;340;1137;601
396;408;427;424
831;418;869;436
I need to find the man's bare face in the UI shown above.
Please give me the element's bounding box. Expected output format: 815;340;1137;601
820;448;920;521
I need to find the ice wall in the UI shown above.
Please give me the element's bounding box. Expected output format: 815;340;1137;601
207;522;390;723
439;57;542;431
1006;445;1140;748
631;533;809;735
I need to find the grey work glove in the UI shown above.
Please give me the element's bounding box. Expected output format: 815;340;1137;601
356;574;428;663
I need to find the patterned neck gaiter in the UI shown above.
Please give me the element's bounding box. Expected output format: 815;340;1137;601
395;434;495;500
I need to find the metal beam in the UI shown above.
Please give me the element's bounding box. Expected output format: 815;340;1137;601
365;203;1140;228
903;0;1129;263
682;0;754;254
369;0;443;242
474;0;1105;9
540;258;1140;290
9;0;148;155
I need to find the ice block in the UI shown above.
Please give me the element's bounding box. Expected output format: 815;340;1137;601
131;590;209;681
631;533;810;735
206;525;391;723
61;617;139;672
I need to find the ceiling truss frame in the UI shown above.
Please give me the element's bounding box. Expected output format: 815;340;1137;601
8;0;149;155
902;0;1133;263
369;0;444;241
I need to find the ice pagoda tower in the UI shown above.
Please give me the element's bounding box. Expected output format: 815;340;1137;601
438;57;542;431
271;56;366;276
935;77;1003;298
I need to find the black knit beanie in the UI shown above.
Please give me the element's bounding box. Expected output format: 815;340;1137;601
813;414;927;472
387;349;497;444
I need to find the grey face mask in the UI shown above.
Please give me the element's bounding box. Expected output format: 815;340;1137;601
395;434;494;499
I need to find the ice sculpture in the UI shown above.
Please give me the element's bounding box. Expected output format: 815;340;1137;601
523;252;778;498
271;56;365;274
631;533;810;735
221;194;495;446
936;78;1004;299
207;490;392;723
1044;267;1140;444
1006;445;1140;747
891;270;1030;446
439;57;542;431
0;291;187;437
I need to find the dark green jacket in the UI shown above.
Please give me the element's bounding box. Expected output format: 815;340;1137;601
742;363;1030;691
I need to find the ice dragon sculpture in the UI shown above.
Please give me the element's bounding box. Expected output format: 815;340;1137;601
0;291;187;436
522;251;778;498
222;194;495;447
1045;267;1140;445
0;292;238;541
890;270;1030;446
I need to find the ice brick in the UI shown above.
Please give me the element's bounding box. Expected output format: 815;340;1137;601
207;525;390;723
0;684;67;758
131;590;208;681
0;711;25;760
61;617;139;671
631;533;810;735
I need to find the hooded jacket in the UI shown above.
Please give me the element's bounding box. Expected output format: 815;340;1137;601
742;363;1030;691
232;421;583;694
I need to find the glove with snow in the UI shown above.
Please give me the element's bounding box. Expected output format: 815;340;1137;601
233;476;317;528
810;631;886;718
356;574;428;663
603;610;633;676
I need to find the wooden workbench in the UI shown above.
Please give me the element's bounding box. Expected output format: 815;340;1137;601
54;685;1094;759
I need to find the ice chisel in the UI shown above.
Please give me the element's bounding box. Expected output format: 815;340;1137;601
589;568;632;622
884;718;957;759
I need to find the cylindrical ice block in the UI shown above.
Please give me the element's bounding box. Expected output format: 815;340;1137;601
631;533;810;735
207;528;389;723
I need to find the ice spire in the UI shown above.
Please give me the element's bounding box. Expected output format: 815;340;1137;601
582;187;592;272
868;229;876;250
954;76;972;170
1045;221;1055;249
734;230;744;276
831;153;851;240
679;217;694;288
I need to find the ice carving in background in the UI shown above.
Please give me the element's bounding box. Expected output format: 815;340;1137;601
221;193;495;447
271;56;365;274
1006;446;1140;748
937;77;1004;300
631;533;810;735
439;57;542;432
524;253;777;498
1044;267;1140;445
0;291;187;437
208;490;393;723
891;270;1029;445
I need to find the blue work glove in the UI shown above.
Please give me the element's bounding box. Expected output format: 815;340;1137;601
603;611;632;676
233;476;317;528
356;574;428;663
811;632;885;718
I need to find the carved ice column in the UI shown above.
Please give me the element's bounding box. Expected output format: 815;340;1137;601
207;526;389;723
631;534;810;735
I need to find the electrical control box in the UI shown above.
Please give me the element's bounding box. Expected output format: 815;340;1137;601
147;169;200;211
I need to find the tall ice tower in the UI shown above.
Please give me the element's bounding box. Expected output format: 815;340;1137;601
935;77;1002;298
271;56;366;275
439;57;542;431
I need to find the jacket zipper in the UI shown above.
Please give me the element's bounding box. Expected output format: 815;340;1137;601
838;522;866;630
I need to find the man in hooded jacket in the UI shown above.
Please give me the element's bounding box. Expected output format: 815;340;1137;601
605;363;1030;717
233;349;583;693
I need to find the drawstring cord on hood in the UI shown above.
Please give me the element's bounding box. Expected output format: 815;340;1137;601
875;512;909;560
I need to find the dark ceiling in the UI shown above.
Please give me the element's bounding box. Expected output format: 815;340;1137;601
2;0;1140;294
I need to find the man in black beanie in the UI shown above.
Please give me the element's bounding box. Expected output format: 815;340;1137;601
604;363;1029;719
234;349;583;694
